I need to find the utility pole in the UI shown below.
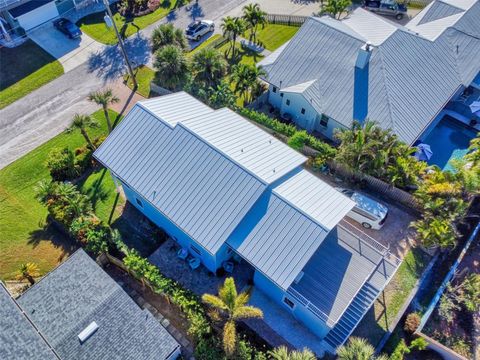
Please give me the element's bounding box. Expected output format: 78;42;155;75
102;0;137;89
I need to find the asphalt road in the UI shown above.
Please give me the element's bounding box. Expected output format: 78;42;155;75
0;0;246;170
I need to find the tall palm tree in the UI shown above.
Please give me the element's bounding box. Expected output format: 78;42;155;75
191;48;227;88
220;16;246;58
202;277;263;356
337;337;388;360
231;63;267;104
17;263;40;285
88;89;119;133
269;346;316;360
68;114;99;150
242;3;267;43
151;23;188;53
153;45;189;90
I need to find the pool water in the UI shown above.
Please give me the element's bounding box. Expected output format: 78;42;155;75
423;115;478;171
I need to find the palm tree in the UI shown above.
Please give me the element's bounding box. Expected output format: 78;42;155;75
221;16;246;59
153;45;189;90
202;277;263;356
191;48;227;88
17;263;40;285
269;346;316;360
68;114;99;150
151;23;188;53
242;3;267;43
87;89;119;133
337;337;388;360
231;63;267;104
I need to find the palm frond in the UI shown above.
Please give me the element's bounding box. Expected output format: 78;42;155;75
223;320;237;356
232;305;263;320
202;294;228;311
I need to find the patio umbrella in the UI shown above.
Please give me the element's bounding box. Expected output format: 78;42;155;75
414;143;433;161
469;101;480;115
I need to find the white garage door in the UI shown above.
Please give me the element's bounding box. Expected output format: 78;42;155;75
16;2;59;31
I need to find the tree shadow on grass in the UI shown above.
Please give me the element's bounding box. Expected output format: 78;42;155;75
27;224;78;263
79;167;110;210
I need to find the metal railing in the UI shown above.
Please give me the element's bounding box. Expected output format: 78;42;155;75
287;287;332;324
267;14;308;26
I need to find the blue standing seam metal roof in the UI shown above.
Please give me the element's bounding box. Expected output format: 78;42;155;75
261;1;480;145
94;104;266;255
418;0;465;25
0;284;57;360
17;250;180;360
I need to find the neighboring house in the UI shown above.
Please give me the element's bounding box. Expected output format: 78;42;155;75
94;92;401;355
0;249;180;360
260;0;480;169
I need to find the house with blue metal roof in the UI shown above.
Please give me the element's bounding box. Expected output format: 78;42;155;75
94;92;402;355
1;249;181;360
260;0;480;170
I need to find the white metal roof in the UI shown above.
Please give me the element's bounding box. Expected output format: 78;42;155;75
281;80;317;94
182;108;307;183
139;92;213;128
273;169;355;231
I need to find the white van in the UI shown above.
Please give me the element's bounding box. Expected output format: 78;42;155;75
337;188;389;230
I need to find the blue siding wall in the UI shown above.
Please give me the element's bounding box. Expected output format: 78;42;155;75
118;177;219;273
254;271;330;339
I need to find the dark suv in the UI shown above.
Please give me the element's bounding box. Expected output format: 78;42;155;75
53;18;82;39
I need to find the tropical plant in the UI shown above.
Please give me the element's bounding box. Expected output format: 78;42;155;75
70;216;110;256
207;80;237;109
191;48;227;88
412;217;457;250
67;114;99;150
153;45;189;90
16;263;40;285
242;3;267;42
231;63;266;104
322;0;352;19
202;277;263;356
45;147;78;181
337;337;388;360
269;346;316;360
466;132;480;167
334;120;425;188
151;23;188;53
288;130;308;151
88;89;119;133
404;312;421;334
221;16;246;58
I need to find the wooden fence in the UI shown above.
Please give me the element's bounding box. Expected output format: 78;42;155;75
267;14;308;26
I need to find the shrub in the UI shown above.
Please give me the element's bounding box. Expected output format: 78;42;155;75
410;337;428;351
404;313;421;334
45;147;78;181
288;130;308;151
236;107;297;137
70;216;111;256
151;23;188;53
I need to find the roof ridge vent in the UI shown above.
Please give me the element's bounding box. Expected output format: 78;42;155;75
78;321;99;343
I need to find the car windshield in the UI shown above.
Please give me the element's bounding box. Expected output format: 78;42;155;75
66;23;76;30
187;21;201;30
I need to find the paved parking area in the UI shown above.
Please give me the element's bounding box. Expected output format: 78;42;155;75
28;22;105;73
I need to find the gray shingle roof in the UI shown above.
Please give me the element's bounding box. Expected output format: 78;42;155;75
17;250;180;360
0;284;57;360
261;2;480;145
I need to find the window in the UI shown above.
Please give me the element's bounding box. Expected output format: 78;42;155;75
283;297;295;309
301;108;305;115
320;114;329;127
286;99;290;106
191;245;202;256
280;93;284;98
273;86;277;93
135;198;143;208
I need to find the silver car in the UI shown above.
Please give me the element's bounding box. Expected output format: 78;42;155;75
185;20;214;41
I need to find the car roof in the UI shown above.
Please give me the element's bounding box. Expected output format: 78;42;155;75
351;192;388;217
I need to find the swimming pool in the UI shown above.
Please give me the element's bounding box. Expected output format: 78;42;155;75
423;115;478;171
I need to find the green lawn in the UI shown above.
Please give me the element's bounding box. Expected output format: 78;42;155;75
0;110;119;280
124;65;156;97
352;247;431;347
244;24;299;51
77;1;178;45
187;34;222;57
0;40;63;109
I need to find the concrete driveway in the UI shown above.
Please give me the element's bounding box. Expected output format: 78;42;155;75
28;21;105;72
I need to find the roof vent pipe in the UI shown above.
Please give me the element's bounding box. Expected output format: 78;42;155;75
365;41;372;52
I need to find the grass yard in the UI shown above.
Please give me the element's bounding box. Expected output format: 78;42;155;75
0;110;119;280
124;65;156;97
77;1;177;45
188;34;222;57
352;247;431;347
244;24;299;51
0;40;63;109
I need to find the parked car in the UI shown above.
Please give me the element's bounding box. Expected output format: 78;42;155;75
185;20;214;41
336;188;389;229
53;18;82;39
363;0;408;20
